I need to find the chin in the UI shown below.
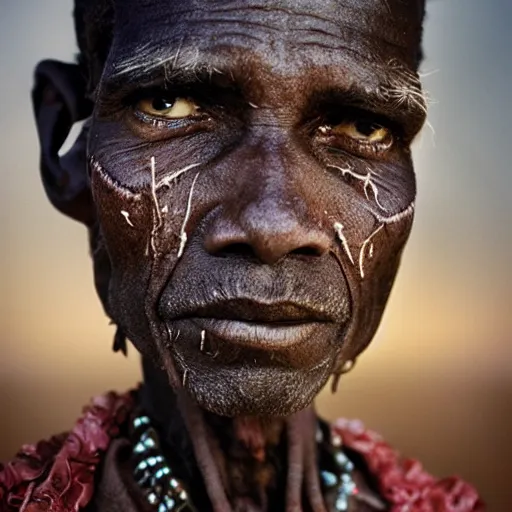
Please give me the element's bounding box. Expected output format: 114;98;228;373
160;317;341;416
172;355;334;417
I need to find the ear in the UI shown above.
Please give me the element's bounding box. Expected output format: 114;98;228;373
32;60;95;226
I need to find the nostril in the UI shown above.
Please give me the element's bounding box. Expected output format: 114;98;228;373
215;242;257;259
290;246;323;258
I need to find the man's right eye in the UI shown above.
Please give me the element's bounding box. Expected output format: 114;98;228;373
135;95;200;119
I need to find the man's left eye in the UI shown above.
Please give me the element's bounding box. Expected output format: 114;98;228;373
136;95;200;119
332;119;392;145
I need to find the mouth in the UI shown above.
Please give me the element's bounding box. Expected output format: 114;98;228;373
189;317;323;350
171;298;334;352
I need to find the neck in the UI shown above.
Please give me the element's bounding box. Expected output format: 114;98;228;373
139;357;323;512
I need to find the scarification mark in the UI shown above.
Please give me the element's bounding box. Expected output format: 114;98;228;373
333;222;355;265
363;169;387;211
157;163;202;190
328;164;387;212
248;102;259;109
200;330;206;352
166;325;179;343
374;202;415;225
357;203;414;279
150;156;162;256
89;156;141;201
120;210;134;227
359;224;384;279
177;172;201;259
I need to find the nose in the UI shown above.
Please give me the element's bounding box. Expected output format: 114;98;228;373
204;195;330;265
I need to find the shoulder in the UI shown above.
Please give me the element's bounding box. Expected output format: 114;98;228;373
0;391;134;512
332;418;486;512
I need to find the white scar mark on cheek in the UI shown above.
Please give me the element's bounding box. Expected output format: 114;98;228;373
363;169;387;211
120;210;134;227
177;172;201;259
89;156;142;201
150;156;163;256
157;163;202;190
357;202;415;279
374;202;415;225
327;164;387;212
359;224;384;279
333;222;355;265
248;102;259;109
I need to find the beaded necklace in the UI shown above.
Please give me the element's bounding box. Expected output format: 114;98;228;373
130;413;358;512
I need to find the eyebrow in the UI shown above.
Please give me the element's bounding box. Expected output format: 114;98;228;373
107;41;222;84
101;43;428;126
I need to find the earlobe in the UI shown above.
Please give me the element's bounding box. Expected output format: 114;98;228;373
32;59;95;226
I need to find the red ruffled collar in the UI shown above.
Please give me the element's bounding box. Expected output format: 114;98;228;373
333;419;485;512
0;391;485;511
0;391;134;512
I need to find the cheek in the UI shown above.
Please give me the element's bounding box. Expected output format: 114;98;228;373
320;156;415;361
316;153;415;280
337;214;414;362
90;156;156;345
88;139;211;351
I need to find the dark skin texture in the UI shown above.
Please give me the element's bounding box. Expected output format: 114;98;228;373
32;0;426;510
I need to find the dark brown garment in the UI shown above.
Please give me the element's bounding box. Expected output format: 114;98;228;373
87;439;150;512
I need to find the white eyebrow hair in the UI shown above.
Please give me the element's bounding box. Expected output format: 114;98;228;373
378;59;430;117
110;41;222;81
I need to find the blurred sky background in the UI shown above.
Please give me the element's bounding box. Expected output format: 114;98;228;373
1;0;511;510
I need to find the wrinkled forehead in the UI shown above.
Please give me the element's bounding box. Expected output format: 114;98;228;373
107;0;424;76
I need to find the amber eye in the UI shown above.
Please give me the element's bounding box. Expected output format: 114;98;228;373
332;119;392;145
136;95;199;119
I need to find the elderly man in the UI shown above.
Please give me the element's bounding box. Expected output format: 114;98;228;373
0;1;484;511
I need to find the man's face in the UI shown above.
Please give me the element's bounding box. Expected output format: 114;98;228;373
88;0;426;417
